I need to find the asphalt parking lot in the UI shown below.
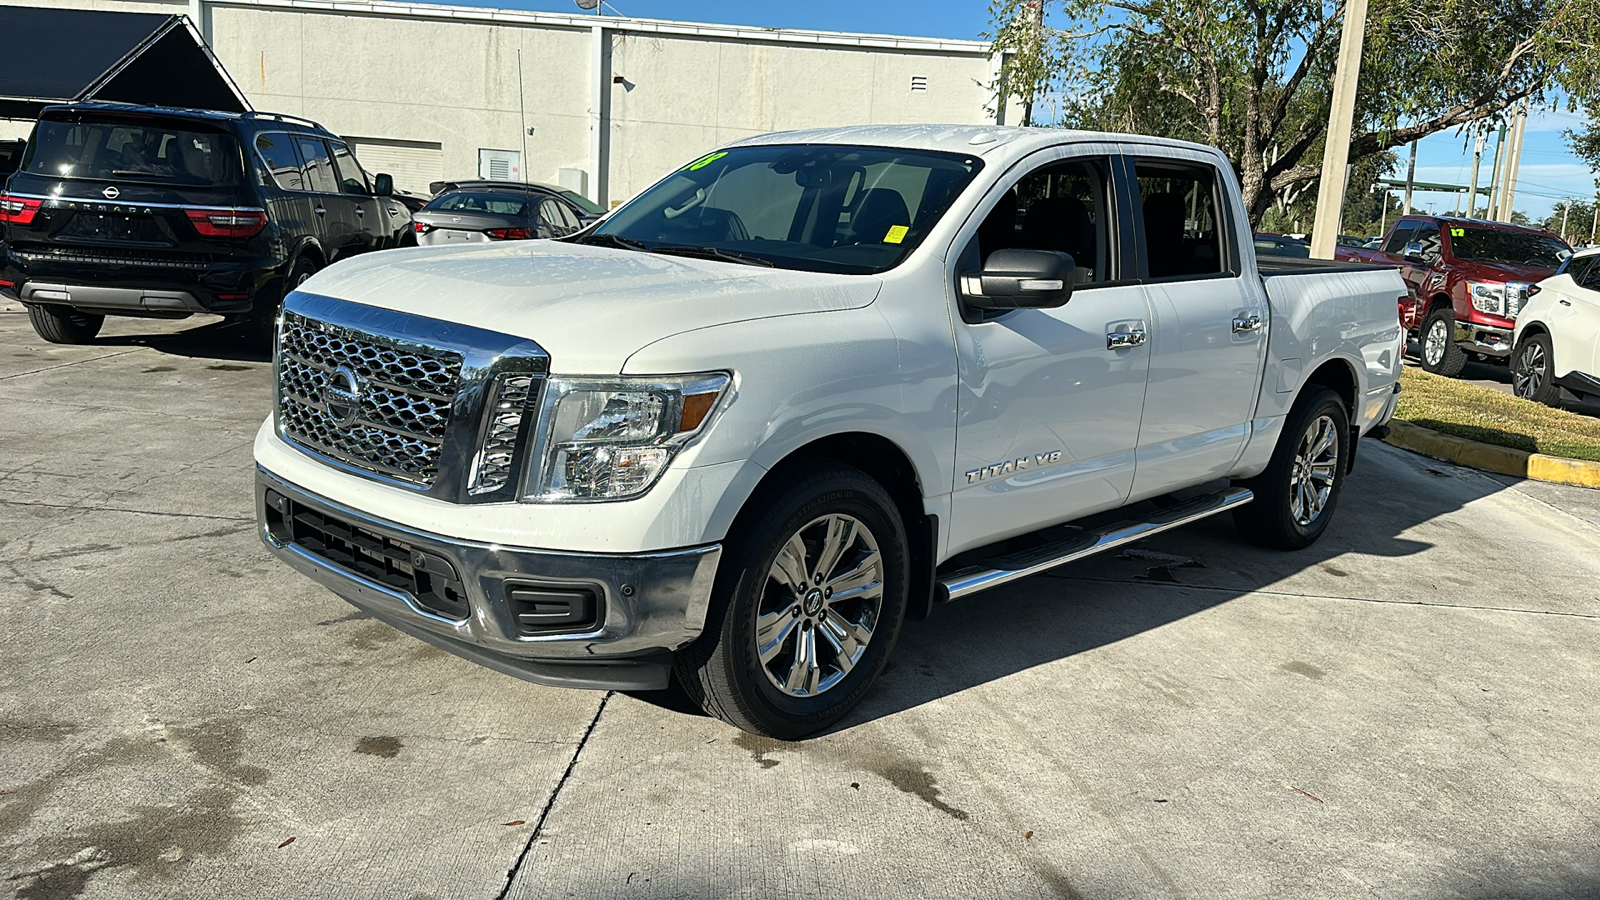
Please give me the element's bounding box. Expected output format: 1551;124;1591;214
3;301;1598;900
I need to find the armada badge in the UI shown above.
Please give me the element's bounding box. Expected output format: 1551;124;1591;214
322;365;364;428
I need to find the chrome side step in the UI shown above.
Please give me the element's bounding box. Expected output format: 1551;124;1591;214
937;487;1254;601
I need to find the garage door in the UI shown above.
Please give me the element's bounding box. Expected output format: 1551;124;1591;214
345;137;443;196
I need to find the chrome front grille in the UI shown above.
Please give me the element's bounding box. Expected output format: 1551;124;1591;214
277;311;464;485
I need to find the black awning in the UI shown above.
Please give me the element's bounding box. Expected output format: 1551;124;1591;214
0;5;249;121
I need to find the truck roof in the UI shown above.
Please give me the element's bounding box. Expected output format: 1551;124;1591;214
729;124;1223;160
1395;213;1561;238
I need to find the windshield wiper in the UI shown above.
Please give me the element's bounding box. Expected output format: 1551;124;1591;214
110;170;172;178
646;245;775;267
569;232;647;251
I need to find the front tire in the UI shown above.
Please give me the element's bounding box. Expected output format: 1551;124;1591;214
26;304;104;344
1512;331;1561;406
1234;387;1350;551
675;461;909;740
1419;308;1467;377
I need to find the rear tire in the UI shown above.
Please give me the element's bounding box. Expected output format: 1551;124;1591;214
1419;308;1467;377
674;461;909;740
248;256;319;343
1512;331;1561;406
26;304;104;344
1234;387;1350;551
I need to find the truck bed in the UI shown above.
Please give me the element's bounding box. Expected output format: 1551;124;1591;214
1258;256;1389;276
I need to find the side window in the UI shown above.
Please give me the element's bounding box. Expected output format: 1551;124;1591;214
295;137;338;194
1412;223;1442;263
965;156;1113;284
255;133;305;190
538;198;573;235
1383;223;1419;255
1578;257;1600;291
554;200;581;232
329;142;369;195
1134;161;1227;279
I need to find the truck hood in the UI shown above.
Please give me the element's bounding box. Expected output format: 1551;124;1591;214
1456;260;1556;283
297;241;882;373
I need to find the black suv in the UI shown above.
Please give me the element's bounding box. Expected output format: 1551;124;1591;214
0;103;414;343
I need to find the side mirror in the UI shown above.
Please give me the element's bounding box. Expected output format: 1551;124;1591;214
1403;241;1426;262
373;173;394;197
960;249;1075;310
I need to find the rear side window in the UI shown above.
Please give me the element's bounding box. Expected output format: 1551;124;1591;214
1134;161;1228;279
1383;223;1420;254
24;118;240;185
255;133;305;190
295;137;338;193
1575;256;1600;290
1413;222;1442;262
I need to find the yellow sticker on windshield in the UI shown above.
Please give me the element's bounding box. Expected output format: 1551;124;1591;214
884;225;909;244
1451;227;1465;237
683;151;727;172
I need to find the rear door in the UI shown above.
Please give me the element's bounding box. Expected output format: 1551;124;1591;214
1552;256;1600;378
251;131;317;249
330;140;385;251
1127;152;1266;499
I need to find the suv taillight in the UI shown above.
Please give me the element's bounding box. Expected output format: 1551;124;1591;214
487;227;532;240
0;193;41;225
185;208;267;238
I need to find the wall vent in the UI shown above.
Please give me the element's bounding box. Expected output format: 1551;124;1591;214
910;75;928;92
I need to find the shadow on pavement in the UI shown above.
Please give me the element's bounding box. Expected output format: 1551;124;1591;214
95;316;272;364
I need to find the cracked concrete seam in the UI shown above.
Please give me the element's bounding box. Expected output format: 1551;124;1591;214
0;348;145;381
495;692;612;900
0;499;254;523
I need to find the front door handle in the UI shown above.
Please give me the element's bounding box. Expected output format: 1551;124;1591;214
354;207;364;216
1107;328;1147;350
314;206;326;216
1560;299;1572;306
1232;313;1263;333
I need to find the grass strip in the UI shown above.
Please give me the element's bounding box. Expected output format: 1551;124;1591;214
1395;367;1600;462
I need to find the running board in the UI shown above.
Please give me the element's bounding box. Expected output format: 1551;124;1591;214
937;487;1254;601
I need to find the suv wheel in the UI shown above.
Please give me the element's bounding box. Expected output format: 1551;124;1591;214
1234;387;1350;550
675;461;909;739
1419;308;1467;377
26;304;104;344
1512;331;1560;406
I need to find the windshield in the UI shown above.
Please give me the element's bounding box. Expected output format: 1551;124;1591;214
561;190;605;216
23;118;241;186
424;191;529;217
583;144;984;274
1451;227;1570;269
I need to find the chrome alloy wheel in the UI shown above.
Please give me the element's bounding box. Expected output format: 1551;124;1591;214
1289;414;1340;527
1424;318;1448;367
1514;340;1547;399
754;513;883;698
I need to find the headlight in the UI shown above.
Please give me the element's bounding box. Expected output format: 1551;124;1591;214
1469;281;1506;316
524;373;730;502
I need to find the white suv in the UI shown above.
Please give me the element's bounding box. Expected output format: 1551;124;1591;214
1512;247;1600;405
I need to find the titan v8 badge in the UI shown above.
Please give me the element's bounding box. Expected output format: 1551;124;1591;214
965;450;1062;484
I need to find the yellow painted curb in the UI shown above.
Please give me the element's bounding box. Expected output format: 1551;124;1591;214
1381;420;1600;488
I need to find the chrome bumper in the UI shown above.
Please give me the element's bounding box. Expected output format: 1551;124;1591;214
1453;321;1514;358
256;467;721;691
22;280;205;313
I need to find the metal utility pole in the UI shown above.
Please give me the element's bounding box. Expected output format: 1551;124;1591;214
1500;101;1528;221
1310;0;1369;259
1591;204;1598;247
1402;140;1418;215
1486;121;1507;220
1466;133;1485;218
1561;200;1572;242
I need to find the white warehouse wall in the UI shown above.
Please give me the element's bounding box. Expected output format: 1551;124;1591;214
4;0;999;201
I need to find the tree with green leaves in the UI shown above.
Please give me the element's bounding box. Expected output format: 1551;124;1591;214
987;0;1600;226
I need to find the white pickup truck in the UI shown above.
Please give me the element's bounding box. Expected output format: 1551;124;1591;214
255;126;1405;738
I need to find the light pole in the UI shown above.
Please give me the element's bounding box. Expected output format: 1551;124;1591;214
1310;0;1370;259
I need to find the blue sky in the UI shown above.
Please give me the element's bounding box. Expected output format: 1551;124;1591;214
452;0;1595;229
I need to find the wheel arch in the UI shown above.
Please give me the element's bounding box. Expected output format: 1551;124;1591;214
1427;292;1453;315
721;431;941;624
1301;357;1361;473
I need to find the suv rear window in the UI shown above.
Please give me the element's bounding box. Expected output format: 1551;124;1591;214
24;118;240;186
425;191;530;217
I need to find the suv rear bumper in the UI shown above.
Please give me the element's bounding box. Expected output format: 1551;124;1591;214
2;246;285;316
256;467;722;692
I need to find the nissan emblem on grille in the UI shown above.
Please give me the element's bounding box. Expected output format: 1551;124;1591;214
322;366;364;428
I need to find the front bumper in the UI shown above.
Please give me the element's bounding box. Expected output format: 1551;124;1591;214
1453;320;1514;359
256;467;722;691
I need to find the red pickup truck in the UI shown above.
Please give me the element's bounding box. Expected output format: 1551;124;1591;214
1336;216;1571;377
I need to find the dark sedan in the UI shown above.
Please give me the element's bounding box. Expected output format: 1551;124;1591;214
413;183;593;246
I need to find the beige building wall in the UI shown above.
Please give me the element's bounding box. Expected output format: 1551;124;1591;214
4;0;997;201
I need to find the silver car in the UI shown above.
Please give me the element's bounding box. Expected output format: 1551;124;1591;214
413;183;594;246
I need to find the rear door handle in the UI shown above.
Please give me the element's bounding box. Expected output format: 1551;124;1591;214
1107;328;1146;349
1560;299;1572;306
354;207;364;216
1232;313;1263;333
314;206;326;216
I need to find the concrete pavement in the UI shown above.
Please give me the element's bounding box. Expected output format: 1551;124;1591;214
2;302;1597;899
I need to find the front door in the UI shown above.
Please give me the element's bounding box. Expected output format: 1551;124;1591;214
1127;154;1267;499
947;148;1153;555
